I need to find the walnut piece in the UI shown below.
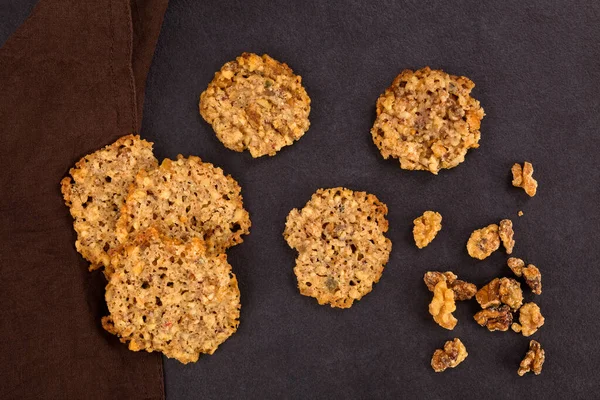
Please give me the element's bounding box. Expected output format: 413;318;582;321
512;162;538;197
431;338;468;372
429;280;457;330
473;305;513;331
512;302;545;336
466;224;500;260
423;271;477;301
476;278;523;310
499;219;515;254
507;258;542;295
413;211;442;249
518;340;545;376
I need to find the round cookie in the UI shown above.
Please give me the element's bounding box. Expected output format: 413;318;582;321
199;52;311;158
371;67;485;174
283;187;392;308
102;228;240;364
60;135;157;270
116;155;251;255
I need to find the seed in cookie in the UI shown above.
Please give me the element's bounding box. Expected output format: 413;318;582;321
512;162;538;197
431;338;468;372
199;53;311;158
60;135;157;270
466;224;500;260
116;155;250;255
283;187;392;308
102;228;240;364
413;211;442;248
371;67;485;174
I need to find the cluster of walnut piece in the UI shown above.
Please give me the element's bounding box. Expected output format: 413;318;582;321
425;256;545;375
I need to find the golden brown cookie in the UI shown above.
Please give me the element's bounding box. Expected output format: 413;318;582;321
60;135;157;270
102;228;240;364
283;188;392;308
116;155;250;255
371;67;485;174
200;53;311;157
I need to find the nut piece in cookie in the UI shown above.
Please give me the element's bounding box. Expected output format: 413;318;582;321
200;53;311;157
518;340;545;376
499;219;515;254
512;302;545;337
512;162;538;197
413;211;442;248
60;135;157;270
466;224;500;260
429;280;457;330
507;258;542;295
431;338;468;372
371;67;485;174
423;271;477;301
116;155;250;255
283;187;392;308
103;228;240;364
473;305;513;332
476;277;523;311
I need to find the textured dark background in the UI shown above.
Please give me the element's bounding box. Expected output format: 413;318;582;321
3;0;600;399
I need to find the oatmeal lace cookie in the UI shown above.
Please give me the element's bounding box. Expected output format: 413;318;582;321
116;155;250;256
102;228;240;364
283;188;392;308
200;53;311;157
371;67;485;174
60;135;157;270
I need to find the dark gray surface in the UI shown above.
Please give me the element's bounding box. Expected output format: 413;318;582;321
142;0;600;399
0;0;38;47
3;0;600;399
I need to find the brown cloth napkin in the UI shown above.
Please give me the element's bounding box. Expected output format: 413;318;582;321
0;0;168;399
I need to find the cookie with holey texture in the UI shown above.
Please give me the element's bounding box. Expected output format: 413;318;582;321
60;135;157;270
284;187;392;308
102;228;240;364
371;67;485;174
116;155;250;255
200;52;311;157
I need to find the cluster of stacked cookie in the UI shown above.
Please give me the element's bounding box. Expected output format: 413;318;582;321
61;135;250;363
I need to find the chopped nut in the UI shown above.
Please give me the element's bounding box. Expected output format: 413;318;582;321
431;338;468;372
518;340;545;376
499;219;515;254
507;257;525;276
507;258;542;295
423;271;477;301
523;264;542;295
512;302;545;336
413;211;442;248
518;210;524;217
476;278;523;310
473;305;513;331
512;162;538;197
466;224;500;260
498;277;523;310
429;280;457;330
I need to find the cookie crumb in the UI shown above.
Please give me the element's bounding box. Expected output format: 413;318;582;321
429;280;457;330
413;211;442;248
431;338;468;372
512;162;538;197
499;219;515;254
466;224;500;260
518;340;545;376
518;210;524;217
512;302;545;336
